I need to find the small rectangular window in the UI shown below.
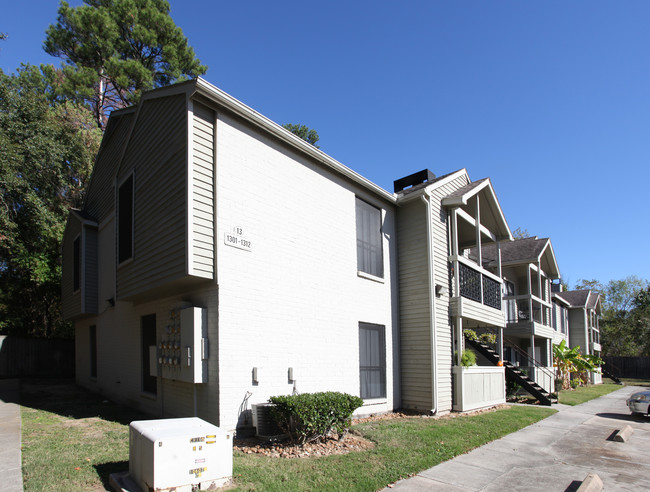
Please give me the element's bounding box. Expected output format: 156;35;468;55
89;325;97;379
141;314;157;395
118;174;134;264
356;198;383;278
359;322;386;399
73;236;81;292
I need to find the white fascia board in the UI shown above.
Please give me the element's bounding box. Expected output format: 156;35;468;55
538;240;561;279
194;78;396;204
552;293;571;306
441;177;490;207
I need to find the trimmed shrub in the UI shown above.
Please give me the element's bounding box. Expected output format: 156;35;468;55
269;392;364;444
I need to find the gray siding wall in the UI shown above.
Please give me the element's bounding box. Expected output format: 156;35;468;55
397;199;432;411
190;102;215;278
84;227;98;314
117;94;188;300
62;217;82;320
85;113;135;224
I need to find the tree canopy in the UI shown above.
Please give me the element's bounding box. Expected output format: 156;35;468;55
282;123;320;148
574;276;650;356
44;0;207;130
0;65;102;337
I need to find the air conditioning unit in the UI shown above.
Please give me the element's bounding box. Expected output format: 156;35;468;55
129;417;232;492
252;403;285;439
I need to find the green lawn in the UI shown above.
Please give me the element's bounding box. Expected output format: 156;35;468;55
558;381;622;406
20;380;555;491
232;406;555;491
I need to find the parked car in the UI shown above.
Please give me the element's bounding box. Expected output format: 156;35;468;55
626;390;650;415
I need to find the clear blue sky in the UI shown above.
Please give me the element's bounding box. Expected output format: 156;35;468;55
2;1;649;287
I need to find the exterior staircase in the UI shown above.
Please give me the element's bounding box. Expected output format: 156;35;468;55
465;337;557;406
601;367;622;384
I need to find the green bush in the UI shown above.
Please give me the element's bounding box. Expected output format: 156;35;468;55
269;392;364;444
463;329;478;342
461;349;477;367
478;333;497;345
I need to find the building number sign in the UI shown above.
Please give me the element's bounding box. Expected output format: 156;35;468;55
224;226;251;252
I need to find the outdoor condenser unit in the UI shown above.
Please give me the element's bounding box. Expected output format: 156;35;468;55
129;417;232;492
252;403;284;438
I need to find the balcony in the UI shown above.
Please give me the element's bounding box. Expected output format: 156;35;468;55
504;295;554;338
450;256;505;327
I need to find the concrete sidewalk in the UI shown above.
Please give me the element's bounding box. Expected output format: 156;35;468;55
383;386;650;491
0;379;23;492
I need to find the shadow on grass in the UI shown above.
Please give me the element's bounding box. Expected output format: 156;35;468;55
17;378;149;425
94;460;129;490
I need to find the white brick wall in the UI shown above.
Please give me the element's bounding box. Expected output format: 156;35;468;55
215;114;399;430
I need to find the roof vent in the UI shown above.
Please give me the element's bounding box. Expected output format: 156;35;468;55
393;169;436;193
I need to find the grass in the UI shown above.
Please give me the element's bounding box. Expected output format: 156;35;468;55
231;406;555;491
20;379;147;491
20;380;555;491
558;381;622;406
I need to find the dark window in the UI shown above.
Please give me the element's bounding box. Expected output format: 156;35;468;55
141;314;157;395
118;174;133;263
73;236;81;292
359;322;386;399
89;325;97;379
356;198;383;278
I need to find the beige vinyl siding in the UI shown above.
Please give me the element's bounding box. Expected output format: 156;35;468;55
428;178;467;413
117;94;188;300
62;217;82;320
568;309;587;350
85;113;135;223
84;227;98;314
428;175;469;413
397;199;432;411
190;102;215;278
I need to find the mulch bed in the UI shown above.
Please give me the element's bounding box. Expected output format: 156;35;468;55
234;405;510;459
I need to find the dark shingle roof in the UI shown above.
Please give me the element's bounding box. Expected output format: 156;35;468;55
555;289;591;307
477;236;549;263
443;178;489;200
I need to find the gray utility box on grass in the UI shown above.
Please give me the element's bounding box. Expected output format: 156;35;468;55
129;417;232;492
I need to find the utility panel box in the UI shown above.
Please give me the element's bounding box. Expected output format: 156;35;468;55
129;417;232;492
159;307;208;383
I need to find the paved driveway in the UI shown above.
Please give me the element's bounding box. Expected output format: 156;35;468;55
385;386;650;491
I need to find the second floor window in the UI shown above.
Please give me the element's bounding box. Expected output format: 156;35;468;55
118;174;134;264
356;198;383;278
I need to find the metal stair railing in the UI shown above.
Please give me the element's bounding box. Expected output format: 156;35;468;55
504;337;556;394
464;337;555;406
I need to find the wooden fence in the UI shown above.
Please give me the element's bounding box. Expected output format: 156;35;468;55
602;356;650;379
0;336;75;378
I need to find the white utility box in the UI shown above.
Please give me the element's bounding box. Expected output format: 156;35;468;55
129;417;232;492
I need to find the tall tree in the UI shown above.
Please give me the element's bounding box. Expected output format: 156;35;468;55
283;123;320;148
44;0;207;130
576;276;650;356
0;65;101;337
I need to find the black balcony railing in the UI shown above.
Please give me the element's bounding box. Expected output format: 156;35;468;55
458;262;501;309
459;262;481;302
483;275;501;309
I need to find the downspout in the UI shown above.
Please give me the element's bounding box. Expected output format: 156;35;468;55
421;192;438;415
